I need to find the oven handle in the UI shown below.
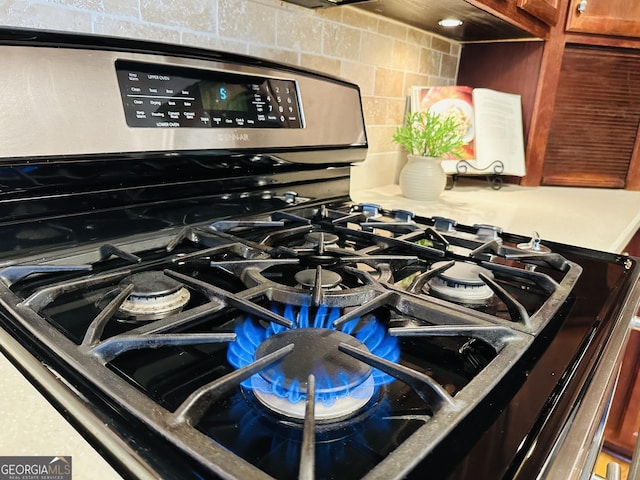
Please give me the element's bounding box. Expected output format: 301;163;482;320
591;424;640;480
628;399;640;480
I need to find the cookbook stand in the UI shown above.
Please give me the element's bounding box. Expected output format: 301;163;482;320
446;159;505;190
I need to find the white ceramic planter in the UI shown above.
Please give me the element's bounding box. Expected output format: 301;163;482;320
399;155;447;201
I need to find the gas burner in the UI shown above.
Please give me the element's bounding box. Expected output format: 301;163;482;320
428;261;495;305
252;328;375;421
117;271;191;321
304;231;339;247
294;268;342;289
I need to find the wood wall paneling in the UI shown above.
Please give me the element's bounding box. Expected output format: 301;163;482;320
458;41;544;146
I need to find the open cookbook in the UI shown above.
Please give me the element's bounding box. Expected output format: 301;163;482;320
410;86;526;177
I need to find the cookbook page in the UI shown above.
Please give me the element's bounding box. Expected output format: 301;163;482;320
472;88;526;176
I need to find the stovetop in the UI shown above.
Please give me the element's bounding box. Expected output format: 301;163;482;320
1;198;634;479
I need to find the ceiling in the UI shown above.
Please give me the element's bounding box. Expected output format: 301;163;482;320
355;0;535;42
283;0;537;42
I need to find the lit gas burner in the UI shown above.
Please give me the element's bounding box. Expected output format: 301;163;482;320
252;328;375;421
118;271;191;321
228;305;400;423
294;268;342;289
428;261;494;305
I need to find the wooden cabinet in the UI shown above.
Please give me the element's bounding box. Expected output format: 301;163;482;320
567;0;640;38
604;324;640;458
469;0;560;29
517;0;561;27
541;46;640;188
459;0;640;189
466;0;550;38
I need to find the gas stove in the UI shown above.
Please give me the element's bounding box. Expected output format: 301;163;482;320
0;28;639;480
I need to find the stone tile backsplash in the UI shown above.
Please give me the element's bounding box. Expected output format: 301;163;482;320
0;0;460;190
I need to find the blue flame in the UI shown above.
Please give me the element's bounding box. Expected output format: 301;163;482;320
227;304;400;405
216;390;395;479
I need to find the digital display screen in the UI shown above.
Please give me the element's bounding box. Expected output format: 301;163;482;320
116;60;302;129
199;82;250;112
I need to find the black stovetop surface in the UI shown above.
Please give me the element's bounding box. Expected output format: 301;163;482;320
1;196;637;480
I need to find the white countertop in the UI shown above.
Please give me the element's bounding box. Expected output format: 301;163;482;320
352;180;640;253
2;181;640;477
0;354;124;479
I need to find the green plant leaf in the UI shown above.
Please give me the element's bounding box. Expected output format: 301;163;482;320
392;110;466;158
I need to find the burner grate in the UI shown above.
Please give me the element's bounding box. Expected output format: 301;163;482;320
0;203;584;479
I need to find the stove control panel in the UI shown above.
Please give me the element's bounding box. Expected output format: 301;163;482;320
115;60;303;129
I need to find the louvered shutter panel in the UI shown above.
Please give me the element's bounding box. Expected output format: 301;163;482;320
542;46;640;188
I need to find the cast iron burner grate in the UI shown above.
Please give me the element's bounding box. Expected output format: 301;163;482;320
0;203;582;479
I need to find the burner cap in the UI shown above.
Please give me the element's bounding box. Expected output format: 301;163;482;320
428;261;494;304
252;328;374;421
294;268;342;289
117;271;191;321
305;231;339;246
434;261;493;286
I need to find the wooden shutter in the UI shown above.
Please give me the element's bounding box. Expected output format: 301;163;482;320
542;46;640;188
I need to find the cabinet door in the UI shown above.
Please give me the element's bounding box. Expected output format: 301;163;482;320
517;0;560;26
467;0;550;37
604;329;640;459
541;46;640;188
567;0;640;37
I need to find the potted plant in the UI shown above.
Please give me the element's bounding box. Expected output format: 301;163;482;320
393;110;466;201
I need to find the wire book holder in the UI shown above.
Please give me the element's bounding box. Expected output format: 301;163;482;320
446;160;505;190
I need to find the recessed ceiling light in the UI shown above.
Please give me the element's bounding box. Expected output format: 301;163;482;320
438;18;463;28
